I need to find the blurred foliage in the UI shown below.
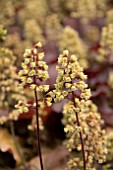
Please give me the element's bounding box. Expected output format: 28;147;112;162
58;26;88;68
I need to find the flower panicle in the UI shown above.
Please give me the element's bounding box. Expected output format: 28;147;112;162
16;42;49;124
46;50;90;106
45;50;108;170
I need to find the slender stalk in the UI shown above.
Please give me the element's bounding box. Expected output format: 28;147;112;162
34;87;44;170
72;92;86;170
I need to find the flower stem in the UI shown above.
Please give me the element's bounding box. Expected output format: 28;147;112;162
72;92;86;170
34;88;44;170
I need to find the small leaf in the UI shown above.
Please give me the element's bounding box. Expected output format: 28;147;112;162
0;128;21;164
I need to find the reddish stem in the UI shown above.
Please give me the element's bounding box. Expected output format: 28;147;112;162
34;88;44;170
72;92;86;170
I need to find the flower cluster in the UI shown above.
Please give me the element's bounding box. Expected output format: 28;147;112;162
0;0;15;26
24;19;45;45
67;157;96;170
63;0;107;22
47;0;61;13
46;50;107;169
106;132;113;162
18;42;49;93
18;0;48;27
46;49;89;106
5;32;26;61
45;13;62;41
63;101;107;170
106;9;113;25
58;26;88;68
103;131;113;170
0;44;27;124
16;42;49;129
98;24;113;63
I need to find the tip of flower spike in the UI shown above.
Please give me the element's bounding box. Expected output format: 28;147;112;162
70;55;77;62
35;42;42;48
63;50;69;55
23;49;31;57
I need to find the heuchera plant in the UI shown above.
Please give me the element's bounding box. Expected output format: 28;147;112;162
46;49;107;170
16;42;107;170
16;42;49;170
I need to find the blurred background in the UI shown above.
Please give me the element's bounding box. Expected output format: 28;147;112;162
0;0;113;169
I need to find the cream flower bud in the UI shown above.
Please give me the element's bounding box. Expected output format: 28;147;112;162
28;70;36;76
24;58;30;64
30;62;35;67
35;42;42;48
43;85;49;92
23;49;31;57
23;107;29;113
27;77;33;83
70;55;77;62
30;84;36;90
38;52;44;60
63;49;69;55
